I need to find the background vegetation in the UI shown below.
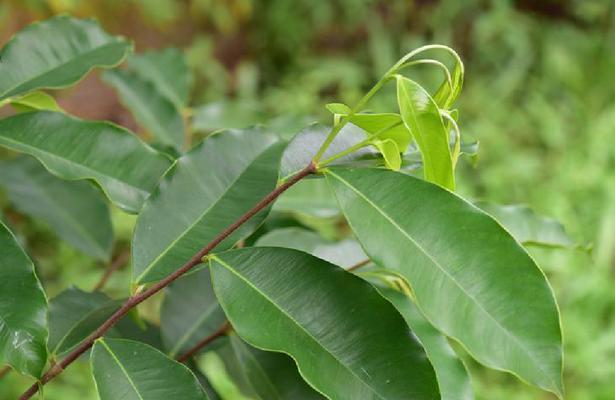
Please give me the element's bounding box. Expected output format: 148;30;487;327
1;0;613;399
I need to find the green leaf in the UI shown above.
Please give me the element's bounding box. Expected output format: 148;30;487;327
127;48;192;107
475;202;574;248
132;129;284;284
9;91;61;112
433;58;464;109
223;334;324;400
273;179;340;218
103;69;185;150
377;287;474;400
397;76;455;190
0;156;113;261
256;227;366;268
0;221;48;377
210;247;440;400
0;15;132;101
325;102;351;115
326;167;563;397
372;138;401;170
91;338;209;400
0;111;173;213
47;286;113;356
161;268;226;358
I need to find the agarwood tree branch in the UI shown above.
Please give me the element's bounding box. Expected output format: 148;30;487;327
19;163;316;400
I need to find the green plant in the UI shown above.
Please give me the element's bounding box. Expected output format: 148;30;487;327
0;16;572;400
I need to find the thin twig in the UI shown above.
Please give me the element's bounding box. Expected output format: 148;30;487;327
347;259;370;272
93;250;130;291
177;321;230;363
18;163;316;400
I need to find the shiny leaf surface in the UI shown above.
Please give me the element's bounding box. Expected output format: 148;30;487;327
0;16;131;101
132;129;284;283
0;221;48;377
210;247;440;400
92;338;209;400
397;76;455;189
327;167;563;396
0;111;173;213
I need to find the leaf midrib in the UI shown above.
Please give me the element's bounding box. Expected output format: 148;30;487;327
97;340;145;400
213;256;386;400
328;170;556;389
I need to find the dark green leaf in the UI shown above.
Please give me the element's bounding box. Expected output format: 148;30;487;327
103;69;185;150
161;268;226;358
210;247;440;400
0;156;113;261
0;221;48;377
132;129;284;284
397;76;455;190
91;338;209;400
223;334;324;400
377;287;474;400
0;111;173;213
475;202;574;248
0;16;131;101
326;167;563;397
127;48;192;107
191;101;263;132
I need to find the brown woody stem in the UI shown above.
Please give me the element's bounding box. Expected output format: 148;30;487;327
176;321;231;363
18;163;316;400
93;250;130;291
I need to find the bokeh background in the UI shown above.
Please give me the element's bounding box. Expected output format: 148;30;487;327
1;0;614;399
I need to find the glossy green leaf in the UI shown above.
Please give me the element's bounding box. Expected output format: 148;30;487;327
210;247;440;400
274;179;340;218
0;157;113;261
132;129;284;284
326;167;563;397
0;111;173;213
0;15;131;101
127;48;192;107
0;221;48;377
256;227;366;268
103;69;185;149
9;91;61;112
476;202;574;248
161;268;226;357
377;287;473;400
91;338;209;400
397;76;455;190
223;334;324;400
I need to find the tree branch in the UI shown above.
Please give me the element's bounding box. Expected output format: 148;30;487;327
19;163;316;400
347;259;370;272
176;321;230;363
93;250;130;291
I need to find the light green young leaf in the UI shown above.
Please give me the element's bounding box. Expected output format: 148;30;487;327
9;91;61;112
222;334;324;400
397;76;455;190
0;111;173;213
372;138;401;170
210;247;440;400
0;15;131;101
475;202;575;249
326;167;563;397
161;268;226;358
103;69;185;150
0;221;48;377
127;48;192;107
91;338;210;400
433;58;464;109
377;287;474;400
325;103;351;115
132;128;284;284
0;157;113;261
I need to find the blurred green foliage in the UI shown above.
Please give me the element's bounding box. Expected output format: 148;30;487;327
0;0;613;399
